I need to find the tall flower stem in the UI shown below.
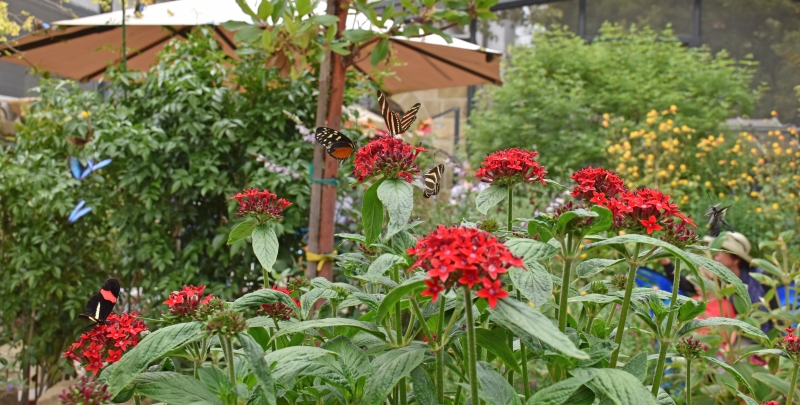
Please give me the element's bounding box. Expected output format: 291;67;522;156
436;297;447;404
685;359;693;405
463;286;480;404
609;243;641;368
507;186;513;232
220;336;236;386
652;260;682;395
557;254;574;332
518;289;530;399
134;395;141;405
788;364;799;405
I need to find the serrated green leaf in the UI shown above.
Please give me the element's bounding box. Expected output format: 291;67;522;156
476;362;522;405
677;299;706;322
490;299;588;359
410;366;438;405
362;179;384;246
621;352;647;383
475;328;521;374
366;253;406;282
322;336;372;387
238;332;276;405
676;317;767;342
576;258;623;278
228;218;258;245
505;238;559;261
378;179;413;240
700;356;753;395
376;276;425;323
271;318;384;342
131;372;222;405
526;375;594;405
645;385;676;405
232;288;298;316
476;184;508;215
509;265;552;307
252;224;279;271
358;345;427;405
572;368;657;405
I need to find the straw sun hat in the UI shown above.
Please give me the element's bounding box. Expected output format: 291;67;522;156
702;232;753;264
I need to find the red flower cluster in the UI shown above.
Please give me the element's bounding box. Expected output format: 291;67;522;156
63;313;147;375
259;286;300;321
58;376;111;405
230;188;291;220
163;285;214;318
777;327;800;358
407;225;524;308
762;401;779;405
475;148;547;186
353;135;427;183
570;167;626;200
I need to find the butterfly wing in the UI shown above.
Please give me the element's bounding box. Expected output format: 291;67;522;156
78;279;120;324
377;91;401;135
92;158;112;172
69;157;84;180
78;293;104;323
68;200;92;223
423;164;444;198
315;127;355;162
398;103;422;134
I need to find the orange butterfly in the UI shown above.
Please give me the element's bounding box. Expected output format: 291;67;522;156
315;127;356;162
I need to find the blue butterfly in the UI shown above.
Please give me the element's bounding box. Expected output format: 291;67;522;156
68;200;93;223
70;157;112;180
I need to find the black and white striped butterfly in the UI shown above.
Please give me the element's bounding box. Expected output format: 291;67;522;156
377;90;421;136
78;279;120;328
422;164;444;198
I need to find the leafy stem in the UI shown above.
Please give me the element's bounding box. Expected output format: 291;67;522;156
685;359;693;405
463;286;480;405
652;260;681;395
788;364;799;405
436;296;447;404
609;242;642;368
507;185;513;232
557;254;574;332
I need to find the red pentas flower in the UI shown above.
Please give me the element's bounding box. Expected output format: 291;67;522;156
570;167;626;200
407;225;523;308
259;286;301;321
163;285;213;319
230;188;291;221
62;313;147;375
353;135;427;183
762;401;778;405
476;148;547;187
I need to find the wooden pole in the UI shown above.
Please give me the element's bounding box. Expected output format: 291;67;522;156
316;0;348;281
305;0;336;280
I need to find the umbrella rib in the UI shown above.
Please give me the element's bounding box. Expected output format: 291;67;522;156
214;26;237;51
0;25;119;56
79;26;192;82
391;40;500;85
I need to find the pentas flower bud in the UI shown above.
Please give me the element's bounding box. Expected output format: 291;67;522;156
353;136;427;183
476;148;547;187
588;281;609;295
259;286;300;321
777;327;800;361
407;225;524;308
477;218;500;233
206;309;247;337
611;274;627;291
195;296;228;321
163;285;214;322
570;167;626;200
676;335;707;360
229;188;291;221
62;313;147;375
59;376;111;405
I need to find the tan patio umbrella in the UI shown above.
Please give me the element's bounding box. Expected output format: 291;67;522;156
0;0;501;93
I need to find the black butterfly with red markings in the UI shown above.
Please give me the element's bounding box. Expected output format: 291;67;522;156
78;278;120;327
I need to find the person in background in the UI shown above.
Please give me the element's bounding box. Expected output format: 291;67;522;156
660;232;778;334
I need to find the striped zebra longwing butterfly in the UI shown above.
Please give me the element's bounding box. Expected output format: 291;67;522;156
423;164;444;198
78;278;120;327
315;127;356;162
377;90;421;136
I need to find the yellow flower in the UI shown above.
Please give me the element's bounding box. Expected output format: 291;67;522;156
681;125;692;133
704;181;712;188
669;105;678;113
771;110;778;117
658;170;667;178
79;111;91;119
791;193;797;199
673;127;681;134
646;117;655;124
602;120;609;128
718;192;725;198
603;113;610;120
751;148;758;155
619;230;627;236
750;191;760;198
772;203;779;210
668;164;675;171
679;164;687;172
756;207;763;213
581;291;588;296
647;109;659;117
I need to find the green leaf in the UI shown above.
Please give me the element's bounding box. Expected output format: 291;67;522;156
362;179;385;246
378;179;414;240
752;372;800;397
682;251;751;312
475;328;522;374
576;258;623;278
131;372;222;405
358;344;427;405
677;299;706;322
102;322;203;395
264;347;342;388
257;0;274;20
509;265;552;307
751;258;782;278
526;217;554;242
366;253;406;283
300;288;338;320
490;298;588;359
505;238;559;261
568;294;619;304
261;29;273;51
376;277;425;323
228;218;258;245
343;29;376;43
311;14;339;26
699;356;753;395
410;366;439;405
526;375;594;405
322;336;372;387
586;206;613;234
232;289;298;316
236;0;258;19
645;386;676;405
238;332;276;405
475;362;522;405
722;383;758;405
571;368;657;405
736;348;787;363
271;318;384;342
621;352;648;383
476;184;508;215
294;0;310;15
370;38;390;67
676;317;768;342
556;208;598;234
336;233;366;243
252;224;279;271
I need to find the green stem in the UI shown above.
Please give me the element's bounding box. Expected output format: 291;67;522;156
263;267;270;289
788;365;799;405
399;377;408;405
685;360;693;405
221;336;236;386
436;297;446;404
518;289;530;400
392;266;403;345
134;394;141;405
507;186;513;232
652;261;682;395
463;286;480;405
609;243;641;368
507;331;514;385
557;255;574;332
410;297;435;343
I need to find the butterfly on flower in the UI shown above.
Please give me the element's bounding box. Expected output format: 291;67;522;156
70;157;112;180
315;127;356;162
423;164;444;198
78;279;120;328
377;90;421;136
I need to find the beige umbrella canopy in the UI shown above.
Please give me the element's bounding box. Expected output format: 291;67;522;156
0;0;501;93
